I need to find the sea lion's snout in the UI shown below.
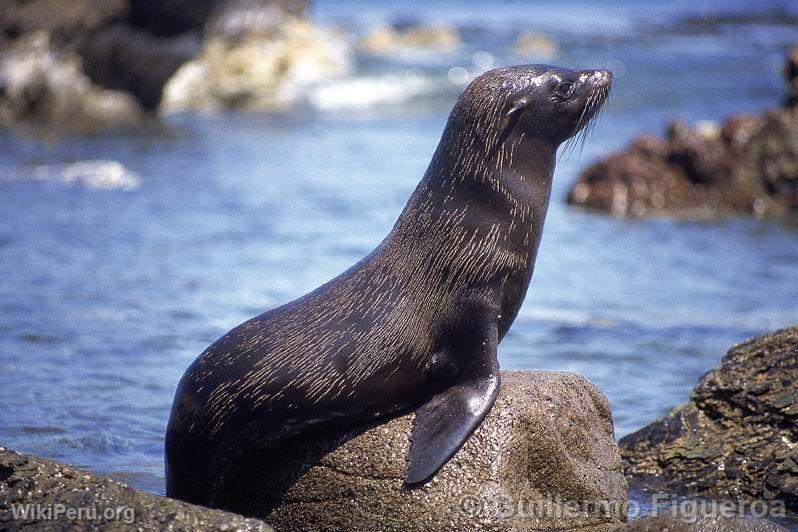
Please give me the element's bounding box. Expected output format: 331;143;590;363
577;69;613;95
587;69;612;86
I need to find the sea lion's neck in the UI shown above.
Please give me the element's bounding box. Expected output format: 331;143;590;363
404;127;556;229
385;128;556;274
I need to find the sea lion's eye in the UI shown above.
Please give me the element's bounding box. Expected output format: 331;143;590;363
555;81;574;98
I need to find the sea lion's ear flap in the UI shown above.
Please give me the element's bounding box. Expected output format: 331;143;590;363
494;97;528;152
505;97;528;119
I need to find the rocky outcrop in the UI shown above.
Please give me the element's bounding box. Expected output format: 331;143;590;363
0;33;142;132
93;0;335;114
218;371;627;531
621;515;788;531
126;0;308;38
79;25;200;110
160;18;351;114
0;448;274;531
0;0;344;129
567;47;798;219
620;326;798;513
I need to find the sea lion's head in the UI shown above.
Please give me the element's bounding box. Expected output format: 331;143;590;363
448;64;612;154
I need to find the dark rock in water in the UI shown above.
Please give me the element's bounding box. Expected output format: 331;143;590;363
784;46;798;109
620;326;798;513
125;0;308;38
222;371;627;531
80;25;201;110
621;515;788;531
567;48;798;219
0;0;128;47
0;448;274;530
127;0;218;37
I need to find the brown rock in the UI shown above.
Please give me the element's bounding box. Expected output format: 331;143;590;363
620;326;798;512
741;107;798;210
221;371;627;531
0;448;274;531
567;48;798;219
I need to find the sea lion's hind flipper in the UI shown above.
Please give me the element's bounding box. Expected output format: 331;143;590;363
404;373;500;485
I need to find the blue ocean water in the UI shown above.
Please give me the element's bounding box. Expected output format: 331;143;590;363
1;0;797;514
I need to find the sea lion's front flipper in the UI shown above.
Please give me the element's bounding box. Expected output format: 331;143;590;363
405;373;500;484
405;310;500;485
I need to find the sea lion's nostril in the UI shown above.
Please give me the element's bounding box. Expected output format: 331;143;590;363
590;70;613;87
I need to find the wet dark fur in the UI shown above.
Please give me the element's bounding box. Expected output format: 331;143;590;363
165;65;611;510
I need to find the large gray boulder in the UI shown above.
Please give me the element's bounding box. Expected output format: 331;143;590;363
221;371;627;531
0;448;273;531
620;326;798;513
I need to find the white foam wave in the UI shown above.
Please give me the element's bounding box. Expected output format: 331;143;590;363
308;71;435;110
1;160;141;190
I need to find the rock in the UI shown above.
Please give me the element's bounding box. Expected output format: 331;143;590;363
0;448;274;531
568;48;798;219
512;32;559;60
620;326;798;512
358;23;460;55
0;33;142;132
567;109;798;219
0;0;319;120
622;515;788;531
160;18;351;113
81;0;313;111
79;25;201;110
126;0;308;38
0;0;128;47
217;371;627;531
786;46;798;108
741;108;798;209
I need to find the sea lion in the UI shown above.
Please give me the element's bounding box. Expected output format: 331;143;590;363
165;64;612;509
